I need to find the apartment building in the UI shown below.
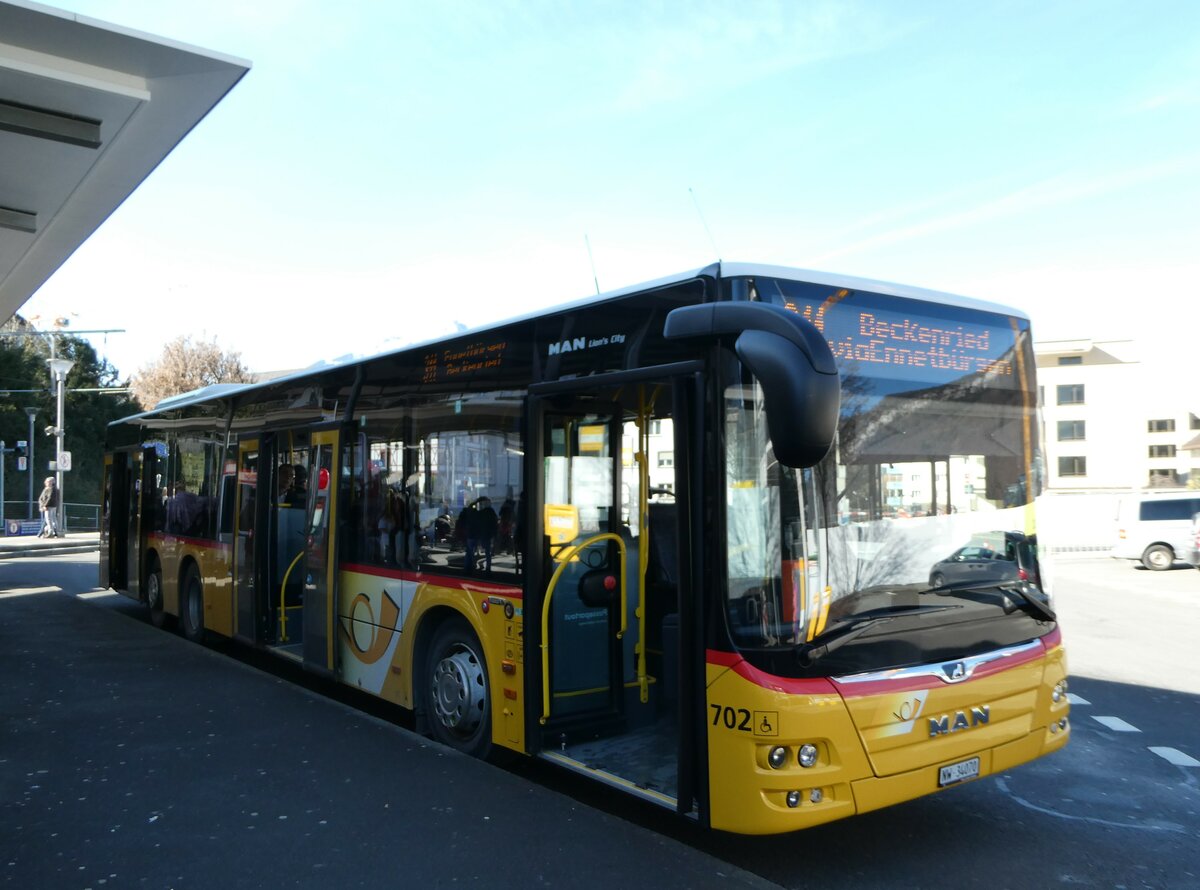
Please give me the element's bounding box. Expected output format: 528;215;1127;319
1035;339;1200;491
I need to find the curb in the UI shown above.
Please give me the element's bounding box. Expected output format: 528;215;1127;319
0;543;100;559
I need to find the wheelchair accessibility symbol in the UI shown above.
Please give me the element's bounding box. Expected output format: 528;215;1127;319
754;711;779;737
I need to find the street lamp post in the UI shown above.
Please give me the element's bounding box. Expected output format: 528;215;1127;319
48;358;74;535
23;407;37;520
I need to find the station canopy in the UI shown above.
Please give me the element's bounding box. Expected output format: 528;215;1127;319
0;0;249;326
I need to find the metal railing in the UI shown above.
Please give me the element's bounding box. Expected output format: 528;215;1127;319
1;500;100;532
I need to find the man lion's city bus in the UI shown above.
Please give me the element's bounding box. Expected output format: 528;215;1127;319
100;263;1068;834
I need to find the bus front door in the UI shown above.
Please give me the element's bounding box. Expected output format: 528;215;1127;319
530;373;698;813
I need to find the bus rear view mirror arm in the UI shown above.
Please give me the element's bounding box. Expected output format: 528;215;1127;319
664;302;840;468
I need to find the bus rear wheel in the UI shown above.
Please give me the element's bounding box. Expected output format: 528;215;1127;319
181;565;207;643
424;618;492;759
146;557;170;629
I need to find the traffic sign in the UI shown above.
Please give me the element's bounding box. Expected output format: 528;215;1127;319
59;451;72;471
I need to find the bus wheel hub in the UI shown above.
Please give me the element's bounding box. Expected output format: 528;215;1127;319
431;647;483;735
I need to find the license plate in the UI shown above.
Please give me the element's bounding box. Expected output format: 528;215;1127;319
938;757;980;787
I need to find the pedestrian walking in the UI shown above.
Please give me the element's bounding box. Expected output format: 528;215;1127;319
38;476;60;538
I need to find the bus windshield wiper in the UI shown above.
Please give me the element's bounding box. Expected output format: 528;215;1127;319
924;580;1056;622
797;604;958;667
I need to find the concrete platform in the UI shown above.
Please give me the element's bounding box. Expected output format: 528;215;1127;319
0;530;99;559
0;575;773;889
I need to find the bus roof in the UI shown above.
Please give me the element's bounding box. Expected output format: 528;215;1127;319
718;262;1030;321
115;262;1028;422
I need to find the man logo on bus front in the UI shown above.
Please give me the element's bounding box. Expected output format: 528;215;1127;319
943;661;967;682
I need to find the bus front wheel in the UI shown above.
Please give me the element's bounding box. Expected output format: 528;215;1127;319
181;565;207;643
424;618;492;759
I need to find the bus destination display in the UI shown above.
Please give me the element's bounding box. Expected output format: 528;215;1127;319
423;340;507;384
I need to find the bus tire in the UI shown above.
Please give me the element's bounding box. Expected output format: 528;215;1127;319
1141;545;1174;571
146;556;170;629
180;564;207;643
424;617;492;759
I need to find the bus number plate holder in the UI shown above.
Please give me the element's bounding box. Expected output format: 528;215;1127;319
938;757;980;787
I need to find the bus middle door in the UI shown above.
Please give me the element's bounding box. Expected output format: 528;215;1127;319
299;429;339;676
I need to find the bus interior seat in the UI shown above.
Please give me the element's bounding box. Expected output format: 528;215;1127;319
646;502;678;608
646;503;679;709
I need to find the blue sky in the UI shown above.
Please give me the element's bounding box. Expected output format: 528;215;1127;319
22;0;1200;379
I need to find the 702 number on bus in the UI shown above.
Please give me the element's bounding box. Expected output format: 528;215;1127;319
711;704;779;736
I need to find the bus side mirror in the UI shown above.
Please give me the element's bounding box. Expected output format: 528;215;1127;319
664;302;840;469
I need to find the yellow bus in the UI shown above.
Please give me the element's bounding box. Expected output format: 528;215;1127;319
100;262;1068;834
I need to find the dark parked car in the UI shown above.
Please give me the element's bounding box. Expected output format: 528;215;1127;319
929;531;1041;588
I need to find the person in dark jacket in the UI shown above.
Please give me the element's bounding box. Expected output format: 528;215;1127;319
465;497;499;573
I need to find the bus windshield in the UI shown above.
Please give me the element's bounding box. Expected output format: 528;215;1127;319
723;277;1046;668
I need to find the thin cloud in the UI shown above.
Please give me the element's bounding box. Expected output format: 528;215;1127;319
611;5;911;112
808;154;1200;264
1131;85;1200;113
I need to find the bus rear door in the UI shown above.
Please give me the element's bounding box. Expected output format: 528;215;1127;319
127;444;159;598
100;452;129;589
233;438;263;643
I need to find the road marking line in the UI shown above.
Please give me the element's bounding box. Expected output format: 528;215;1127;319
0;587;58;598
994;777;1185;833
77;590;118;600
1066;693;1090;705
1148;747;1200;767
1092;715;1141;732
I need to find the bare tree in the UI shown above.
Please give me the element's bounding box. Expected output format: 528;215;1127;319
130;335;254;410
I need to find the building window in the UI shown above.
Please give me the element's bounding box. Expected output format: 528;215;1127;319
1147;419;1176;433
1057;420;1085;441
1190;413;1200;430
1057;356;1083;366
1148;469;1180;487
1058;456;1087;477
1056;384;1085;406
1148;444;1177;458
657;451;674;468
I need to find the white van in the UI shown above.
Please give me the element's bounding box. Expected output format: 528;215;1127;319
1112;491;1200;570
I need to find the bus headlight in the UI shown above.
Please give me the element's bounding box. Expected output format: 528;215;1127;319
798;744;818;768
768;746;788;769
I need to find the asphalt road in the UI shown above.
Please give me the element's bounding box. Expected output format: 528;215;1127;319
1047;553;1200;695
2;553;1197;889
